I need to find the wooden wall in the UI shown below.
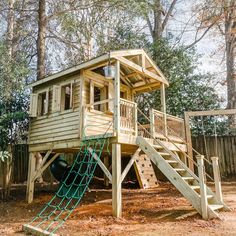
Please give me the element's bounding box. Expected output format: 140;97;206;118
84;110;114;137
29;75;81;145
192;136;236;178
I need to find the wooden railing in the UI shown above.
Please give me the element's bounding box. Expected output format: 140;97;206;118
150;108;186;142
120;98;137;135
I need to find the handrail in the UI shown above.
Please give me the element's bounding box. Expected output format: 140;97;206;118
120;98;136;106
85;98;114;108
137;122;200;181
153;109;184;122
137;107;214;181
152;108;212;166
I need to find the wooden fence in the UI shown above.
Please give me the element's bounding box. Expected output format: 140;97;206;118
192;136;236;178
12;144;29;183
1;136;235;185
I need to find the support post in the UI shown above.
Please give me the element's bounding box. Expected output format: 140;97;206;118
211;157;223;202
104;155;110;187
196;155;208;220
35;153;43;183
26;152;36;203
114;60;120;138
160;83;167;136
112;143;122;217
150;108;155;137
184;112;194;171
134;103;138;136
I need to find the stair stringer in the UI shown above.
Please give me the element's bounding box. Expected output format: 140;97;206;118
151;137;229;211
136;136;219;219
156;138;229;212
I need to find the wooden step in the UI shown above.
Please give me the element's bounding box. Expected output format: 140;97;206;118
166;160;178;164
190;185;200;190
198;194;214;199
209;204;224;211
23;224;58;236
158;152;171;156
182;176;194;180
174;168;186;172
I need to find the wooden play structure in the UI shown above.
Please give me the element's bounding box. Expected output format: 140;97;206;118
24;49;229;235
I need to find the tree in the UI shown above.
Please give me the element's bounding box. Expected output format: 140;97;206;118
187;1;236;124
37;0;46;80
136;39;222;123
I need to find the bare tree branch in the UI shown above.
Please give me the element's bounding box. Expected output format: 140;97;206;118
162;0;177;31
185;22;215;50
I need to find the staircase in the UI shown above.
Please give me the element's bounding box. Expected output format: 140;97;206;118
136;136;229;219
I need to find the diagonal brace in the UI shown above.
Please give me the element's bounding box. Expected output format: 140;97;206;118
88;148;112;182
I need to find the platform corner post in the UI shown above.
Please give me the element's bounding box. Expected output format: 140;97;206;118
112;143;122;217
26;152;36;203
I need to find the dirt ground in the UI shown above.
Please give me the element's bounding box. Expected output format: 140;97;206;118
0;181;236;236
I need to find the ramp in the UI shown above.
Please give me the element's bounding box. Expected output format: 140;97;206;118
23;138;108;236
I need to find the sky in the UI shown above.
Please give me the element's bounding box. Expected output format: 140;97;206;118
165;0;227;104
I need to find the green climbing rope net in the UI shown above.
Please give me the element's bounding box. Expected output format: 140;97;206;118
26;138;109;235
24;109;113;235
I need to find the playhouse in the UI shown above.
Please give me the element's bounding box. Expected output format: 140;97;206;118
23;49;228;235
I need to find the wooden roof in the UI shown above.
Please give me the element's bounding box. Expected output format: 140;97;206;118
28;49;169;92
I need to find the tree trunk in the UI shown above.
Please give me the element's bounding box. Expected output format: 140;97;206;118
153;0;163;41
225;16;236;127
37;0;46;80
6;0;14;59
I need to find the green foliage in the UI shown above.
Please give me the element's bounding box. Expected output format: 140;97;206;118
135;39;225;135
97;24;150;54
0;41;29;152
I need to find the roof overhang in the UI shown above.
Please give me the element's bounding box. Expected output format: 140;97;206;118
27;49;169;90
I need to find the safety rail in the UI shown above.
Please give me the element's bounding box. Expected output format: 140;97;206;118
150;109;186;140
137;107;214;182
120;98;137;135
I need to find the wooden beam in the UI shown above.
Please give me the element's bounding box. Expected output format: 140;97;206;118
26;152;36;203
196;155;208;220
211;157;223;203
110;49;143;58
185;109;236;117
88;148;112;182
143;51;167;81
104;155;110;186
115;56;169;85
40;150;52;168
112;143;122;217
125;72;137;78
33;153;60;181
121;148;141;182
184;113;194;171
114;60;121;137
28;53;109;88
23;224;58;236
161;83;168;136
132;82;161;93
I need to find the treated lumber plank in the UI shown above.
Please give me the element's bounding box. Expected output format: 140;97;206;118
23;224;58;236
115;56;168;85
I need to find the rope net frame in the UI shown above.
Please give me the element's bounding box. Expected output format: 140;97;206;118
26;138;109;235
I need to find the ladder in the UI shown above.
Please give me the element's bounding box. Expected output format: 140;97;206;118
136;136;229;219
